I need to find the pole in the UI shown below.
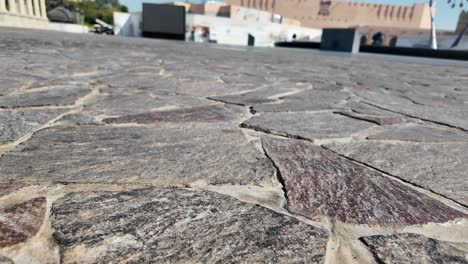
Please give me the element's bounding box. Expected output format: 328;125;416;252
429;0;438;49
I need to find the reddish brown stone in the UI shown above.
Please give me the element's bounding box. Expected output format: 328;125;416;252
262;137;466;226
0;197;47;248
0;222;28;247
103;105;236;124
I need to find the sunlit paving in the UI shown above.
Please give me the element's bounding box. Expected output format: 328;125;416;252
0;0;467;263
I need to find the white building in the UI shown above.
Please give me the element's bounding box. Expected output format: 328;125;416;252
113;3;321;47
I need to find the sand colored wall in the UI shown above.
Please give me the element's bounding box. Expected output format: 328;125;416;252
225;0;431;30
173;2;205;14
456;10;468;34
205;3;231;17
174;2;231;17
0;0;48;29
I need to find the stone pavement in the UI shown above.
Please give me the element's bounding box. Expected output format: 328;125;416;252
0;27;467;263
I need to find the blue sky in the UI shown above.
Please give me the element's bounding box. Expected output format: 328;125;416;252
120;0;468;30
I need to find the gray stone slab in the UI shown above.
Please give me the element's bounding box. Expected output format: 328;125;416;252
0;87;90;108
355;89;468;131
361;234;468;264
221;73;266;84
55;114;103;126
160;79;258;97
0;109;68;143
243;112;375;140
103;105;242;124
368;124;468;142
326;142;468;205
209;86;296;106
0;125;275;186
83;94;210;116
253;89;350;113
263;137;466;225
339;101;410;125
51;188;328;264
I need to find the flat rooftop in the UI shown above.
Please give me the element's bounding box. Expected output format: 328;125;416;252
0;27;467;263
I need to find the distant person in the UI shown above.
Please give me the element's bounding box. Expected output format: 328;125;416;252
372;32;384;46
292;34;297;42
189;30;195;41
202;30;210;43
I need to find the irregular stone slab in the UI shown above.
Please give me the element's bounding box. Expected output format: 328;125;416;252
356;90;468;131
0;108;68;143
339;101;409;125
0;87;90;108
337;111;403;126
253;89;350;113
368;124;468;142
209;86;299;106
326;142;468;205
262;137;466;225
361;234;468;264
55;114;103;126
103;105;241;124
51;188;328;263
156;79;257;97
243;112;375;140
0;197;47;247
221;73;265;84
0;125;274;186
388;105;468;131
95;73;166;90
83;94;209;116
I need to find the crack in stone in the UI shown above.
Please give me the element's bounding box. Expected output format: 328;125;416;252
334;111;382;126
357;237;386;264
205;97;246;107
260;141;289;204
240;122;314;142
321;145;468;210
362;101;468;133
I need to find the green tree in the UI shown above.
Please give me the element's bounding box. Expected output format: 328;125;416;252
63;0;128;25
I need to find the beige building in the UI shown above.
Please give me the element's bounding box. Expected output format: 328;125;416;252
456;10;468;35
222;0;435;46
0;0;48;29
225;0;431;30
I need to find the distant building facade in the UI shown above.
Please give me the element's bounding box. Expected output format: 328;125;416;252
223;0;435;47
114;2;321;47
224;0;431;30
0;0;49;29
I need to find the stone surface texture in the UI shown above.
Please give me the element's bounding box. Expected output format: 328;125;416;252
103;105;241;124
0;125;274;186
0;197;47;247
367;123;468;142
52;188;328;264
326;142;468;205
0;109;67;143
361;234;468;264
243;112;375;140
262;137;466;225
0;28;467;263
0;86;90;108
